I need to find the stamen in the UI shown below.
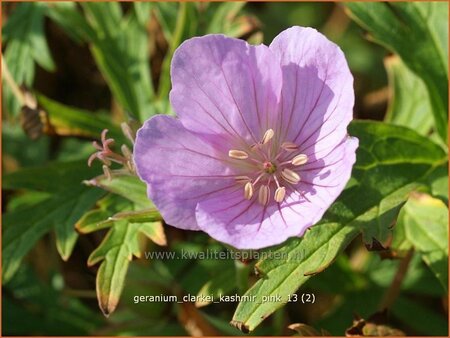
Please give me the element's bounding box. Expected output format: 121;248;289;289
121;122;135;144
229;149;249;159
258;185;270;206
103;165;112;181
235;176;251;184
244;182;253;200
291;154;308;166
274;187;286;203
281;141;299;151
97;154;112;166
281;168;300;184
253;172;265;186
121;144;132;159
261;129;274;144
273;175;281;188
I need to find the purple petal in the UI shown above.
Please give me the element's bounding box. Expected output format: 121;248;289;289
133;115;236;230
269;27;354;156
286;136;359;229
196;190;304;250
170;34;283;147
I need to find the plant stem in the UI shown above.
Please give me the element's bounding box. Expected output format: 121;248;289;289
378;248;414;311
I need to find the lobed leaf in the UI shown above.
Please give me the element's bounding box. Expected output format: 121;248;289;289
3;3;55;115
2;185;104;282
88;220;165;316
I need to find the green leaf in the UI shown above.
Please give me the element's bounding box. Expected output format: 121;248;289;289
88;220;165;316
3;160;107;267
54;188;106;261
3;160;101;193
81;2;123;38
36;94;125;141
392;296;448;335
83;2;154;121
75;194;134;234
205;2;247;34
137;221;167;247
2;185;104;283
231;121;447;332
196;265;236;308
384;56;433;136
157;2;188;102
393;193;448;291
47;2;154;121
2;2;55;116
46;2;96;42
3;3;55;71
427;163;448;204
90;220;135;317
76;194;162;238
4;266;103;335
85;173;152;208
345;2;449;143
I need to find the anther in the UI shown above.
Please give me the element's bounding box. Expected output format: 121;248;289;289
281;141;299;151
281;168;300;184
291;154;308;166
261;129;274;144
244;182;254;200
274;187;286;203
229;149;249;159
258;185;270;206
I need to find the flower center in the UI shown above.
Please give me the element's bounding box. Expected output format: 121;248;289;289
228;129;308;205
263;161;277;174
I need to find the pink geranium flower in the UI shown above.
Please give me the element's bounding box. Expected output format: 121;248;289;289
134;26;358;249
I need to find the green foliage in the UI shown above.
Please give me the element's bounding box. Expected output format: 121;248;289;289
88;220;165;316
384;56;433;137
86;173;152;208
231;121;447;332
47;2;155;121
393;194;448;291
3;266;104;335
3;184;104;282
84;199;165;316
345;2;449;143
36;94;125;141
2;160;105;281
154;2;261;108
2;2;55;116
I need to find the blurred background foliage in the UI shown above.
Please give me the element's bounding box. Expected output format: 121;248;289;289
2;2;448;336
